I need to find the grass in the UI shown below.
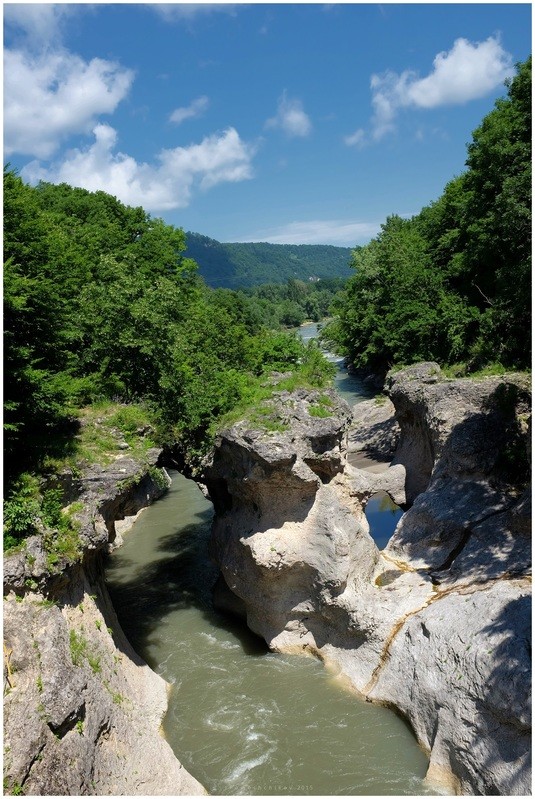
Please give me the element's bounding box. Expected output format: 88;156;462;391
373;394;388;405
441;362;512;378
308;392;334;417
308;404;333;418
103;679;125;706
215;381;285;434
215;359;335;436
87;654;101;674
81;402;155;462
69;628;102;674
69;628;88;667
43;400;157;472
35;598;58;608
44;521;82;570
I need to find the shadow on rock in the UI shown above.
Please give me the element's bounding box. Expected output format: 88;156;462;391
104;506;267;668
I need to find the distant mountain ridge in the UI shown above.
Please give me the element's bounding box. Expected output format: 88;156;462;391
184;232;354;288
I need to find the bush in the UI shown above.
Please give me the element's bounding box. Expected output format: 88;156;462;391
3;496;40;549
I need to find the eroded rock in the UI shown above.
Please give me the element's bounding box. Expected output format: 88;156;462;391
206;368;531;796
3;455;205;797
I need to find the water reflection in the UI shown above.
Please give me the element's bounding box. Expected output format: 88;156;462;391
365;491;404;550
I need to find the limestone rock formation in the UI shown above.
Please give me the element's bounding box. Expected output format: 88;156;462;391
3;453;205;797
205;367;531;796
347;396;399;471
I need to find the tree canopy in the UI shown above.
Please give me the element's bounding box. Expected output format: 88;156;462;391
183;232;353;288
324;57;531;374
3;174;333;492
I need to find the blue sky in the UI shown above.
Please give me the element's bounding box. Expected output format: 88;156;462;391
4;2;532;246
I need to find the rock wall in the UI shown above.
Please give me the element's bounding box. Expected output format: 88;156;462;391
204;368;531;796
3;451;205;796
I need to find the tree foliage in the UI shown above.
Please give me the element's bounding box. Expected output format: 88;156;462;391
238;277;347;328
325;57;531;374
4;175;334;492
184;232;353;288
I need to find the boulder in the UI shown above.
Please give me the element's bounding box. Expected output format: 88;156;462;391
3;586;205;796
347;396;399;468
368;579;531;795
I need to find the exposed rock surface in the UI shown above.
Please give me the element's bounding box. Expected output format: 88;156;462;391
347;396;399;471
3;452;205;796
205;367;531;796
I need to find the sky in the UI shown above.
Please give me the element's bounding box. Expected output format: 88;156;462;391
4;2;532;246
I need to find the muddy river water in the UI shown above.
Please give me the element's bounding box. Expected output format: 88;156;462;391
105;324;437;795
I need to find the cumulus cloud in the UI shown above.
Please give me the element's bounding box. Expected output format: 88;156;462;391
232;219;380;246
346;36;514;145
170;95;210;125
405;36;514;108
265;91;312;137
22;125;256;211
4;48;134;158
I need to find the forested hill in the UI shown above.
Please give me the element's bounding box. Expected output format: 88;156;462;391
183;232;353;288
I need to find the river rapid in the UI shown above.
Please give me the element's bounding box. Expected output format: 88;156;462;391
105;323;437;796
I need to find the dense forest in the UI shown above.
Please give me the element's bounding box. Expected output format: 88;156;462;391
4;175;336;546
237;277;347;327
323;57;531;376
183;232;353;288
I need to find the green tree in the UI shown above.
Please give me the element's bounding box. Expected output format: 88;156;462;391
4;170;74;481
462;57;531;366
328;57;531;373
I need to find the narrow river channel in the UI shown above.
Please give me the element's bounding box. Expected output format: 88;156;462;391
105;323;437;796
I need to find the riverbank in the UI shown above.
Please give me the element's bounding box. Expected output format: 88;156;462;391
4;362;530;796
3;451;205;796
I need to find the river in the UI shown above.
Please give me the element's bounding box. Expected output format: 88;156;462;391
298;321;376;406
105;324;436;796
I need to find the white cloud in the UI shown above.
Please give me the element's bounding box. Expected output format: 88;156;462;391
22;125;256;212
349;36;514;144
3;3;75;45
4;48;134;158
344;128;366;149
405;36;514;108
170;95;210;125
231;219;381;246
266;91;312;138
151;4;240;21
